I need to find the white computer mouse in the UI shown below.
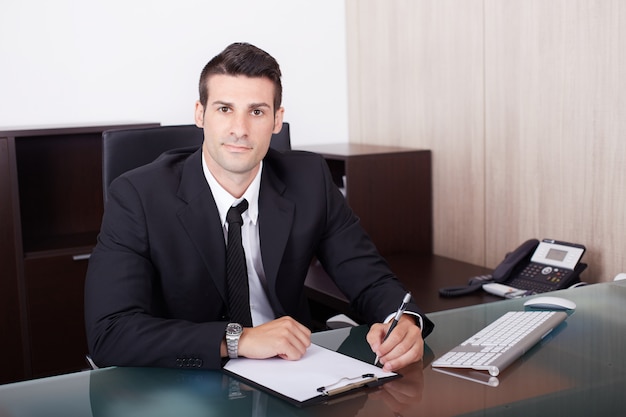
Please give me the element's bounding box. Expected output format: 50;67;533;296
523;296;576;311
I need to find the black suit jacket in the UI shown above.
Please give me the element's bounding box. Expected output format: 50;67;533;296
85;148;434;369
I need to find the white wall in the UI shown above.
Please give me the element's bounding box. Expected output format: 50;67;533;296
0;0;349;146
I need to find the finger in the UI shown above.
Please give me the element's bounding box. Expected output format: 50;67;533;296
283;332;310;357
381;327;424;370
366;323;387;351
271;317;312;359
376;323;410;361
277;316;312;350
383;341;423;371
276;335;310;360
293;321;312;347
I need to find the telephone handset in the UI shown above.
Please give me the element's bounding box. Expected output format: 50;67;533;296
491;239;540;282
439;238;587;298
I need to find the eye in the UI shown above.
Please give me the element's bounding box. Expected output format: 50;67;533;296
251;109;264;116
218;106;230;113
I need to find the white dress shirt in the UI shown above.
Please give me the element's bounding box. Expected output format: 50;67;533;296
202;157;275;326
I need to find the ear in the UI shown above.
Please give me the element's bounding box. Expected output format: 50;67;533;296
272;107;285;134
194;101;205;128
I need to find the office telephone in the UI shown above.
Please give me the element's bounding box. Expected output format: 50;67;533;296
439;238;587;298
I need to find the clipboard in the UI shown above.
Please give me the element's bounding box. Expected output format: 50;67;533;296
223;343;401;407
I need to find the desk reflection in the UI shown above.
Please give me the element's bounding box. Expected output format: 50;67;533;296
88;326;428;417
89;368;393;417
8;282;626;416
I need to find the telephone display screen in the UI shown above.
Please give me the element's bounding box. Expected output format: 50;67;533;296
546;248;567;262
531;240;585;270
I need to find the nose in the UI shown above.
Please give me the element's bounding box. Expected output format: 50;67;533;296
230;112;249;139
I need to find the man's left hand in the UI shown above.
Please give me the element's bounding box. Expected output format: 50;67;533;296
367;314;423;372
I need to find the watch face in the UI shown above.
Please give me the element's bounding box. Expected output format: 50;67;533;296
227;323;243;335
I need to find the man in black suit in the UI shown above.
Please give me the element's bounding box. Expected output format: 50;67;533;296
85;42;433;373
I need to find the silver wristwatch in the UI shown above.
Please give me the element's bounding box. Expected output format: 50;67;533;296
225;323;243;359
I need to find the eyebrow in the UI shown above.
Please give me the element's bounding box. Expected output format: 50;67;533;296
248;102;271;110
211;100;272;110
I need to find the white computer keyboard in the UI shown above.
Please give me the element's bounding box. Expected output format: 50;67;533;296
432;310;568;376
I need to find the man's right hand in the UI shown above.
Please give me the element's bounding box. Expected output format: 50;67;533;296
237;316;311;360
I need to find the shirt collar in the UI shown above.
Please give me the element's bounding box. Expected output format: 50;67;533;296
202;154;261;227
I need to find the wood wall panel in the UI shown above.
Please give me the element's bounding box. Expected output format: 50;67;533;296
346;0;626;282
484;0;626;282
346;0;487;265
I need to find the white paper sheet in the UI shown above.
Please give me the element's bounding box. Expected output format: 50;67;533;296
223;343;397;404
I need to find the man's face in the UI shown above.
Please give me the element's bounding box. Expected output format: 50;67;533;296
195;74;284;186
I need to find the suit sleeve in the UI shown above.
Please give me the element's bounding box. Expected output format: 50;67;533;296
313;158;434;338
84;175;226;370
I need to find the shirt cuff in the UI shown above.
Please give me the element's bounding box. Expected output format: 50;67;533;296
383;311;423;329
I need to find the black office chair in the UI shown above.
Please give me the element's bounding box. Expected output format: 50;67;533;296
102;122;291;202
269;121;291;152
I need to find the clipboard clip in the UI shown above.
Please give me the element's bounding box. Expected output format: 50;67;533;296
316;373;378;396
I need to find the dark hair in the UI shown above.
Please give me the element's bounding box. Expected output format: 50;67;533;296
198;42;282;112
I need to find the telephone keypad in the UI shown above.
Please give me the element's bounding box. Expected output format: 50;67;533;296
515;263;571;293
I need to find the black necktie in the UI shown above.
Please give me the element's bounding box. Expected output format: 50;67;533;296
226;199;252;327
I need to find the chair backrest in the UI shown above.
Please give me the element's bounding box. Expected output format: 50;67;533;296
269;121;291;152
102;122;291;202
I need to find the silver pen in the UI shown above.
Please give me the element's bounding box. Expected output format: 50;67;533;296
374;292;411;366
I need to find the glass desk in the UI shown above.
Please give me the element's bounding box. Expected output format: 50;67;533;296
2;281;625;416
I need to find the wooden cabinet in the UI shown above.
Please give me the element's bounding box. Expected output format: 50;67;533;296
23;250;93;378
0;123;158;383
296;143;432;256
0;138;24;384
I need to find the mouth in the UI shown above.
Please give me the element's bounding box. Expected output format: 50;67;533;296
223;142;252;153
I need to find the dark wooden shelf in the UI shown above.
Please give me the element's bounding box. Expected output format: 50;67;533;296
22;234;99;258
0;122;159;383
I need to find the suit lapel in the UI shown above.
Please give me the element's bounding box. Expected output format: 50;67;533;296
176;150;228;303
174;149;296;313
259;161;294;315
